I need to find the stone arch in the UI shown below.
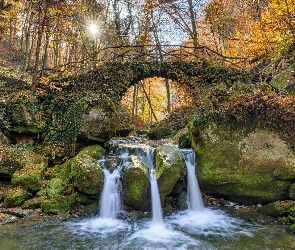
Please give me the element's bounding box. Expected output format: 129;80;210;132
52;61;249;102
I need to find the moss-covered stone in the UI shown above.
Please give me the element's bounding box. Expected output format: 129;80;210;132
11;161;47;193
3;187;31;207
270;62;295;94
290;184;295;200
258;201;295;217
0;146;48;178
9;90;46;134
122;156;150;211
22;197;42;209
0;131;10;146
190;120;295;204
41;195;73;214
45;178;69;198
68;145;105;195
156;145;184;201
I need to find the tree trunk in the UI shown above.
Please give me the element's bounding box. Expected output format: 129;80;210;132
32;3;48;91
187;0;198;48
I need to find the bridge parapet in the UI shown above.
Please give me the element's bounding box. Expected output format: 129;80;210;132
101;45;247;70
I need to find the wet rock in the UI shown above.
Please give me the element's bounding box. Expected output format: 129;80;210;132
155;144;184;201
122;155;150;211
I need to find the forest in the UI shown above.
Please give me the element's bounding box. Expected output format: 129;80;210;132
0;0;295;126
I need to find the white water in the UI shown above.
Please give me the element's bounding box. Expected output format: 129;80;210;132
141;147;164;225
99;168;121;219
150;169;164;224
181;149;204;211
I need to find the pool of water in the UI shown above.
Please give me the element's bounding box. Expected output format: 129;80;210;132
1;207;295;250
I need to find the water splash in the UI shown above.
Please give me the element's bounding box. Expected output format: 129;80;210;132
181;149;204;211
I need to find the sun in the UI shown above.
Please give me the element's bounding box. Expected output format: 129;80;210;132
88;23;99;35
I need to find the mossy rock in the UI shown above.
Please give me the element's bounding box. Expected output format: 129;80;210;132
68;145;105;195
45;178;70;198
290;223;295;233
155;145;184;201
122;156;150;211
41;194;73;214
3;187;31;207
11;162;47;193
290;184;295;200
190;120;295;204
22;197;43;209
0;146;48;178
258;201;295;217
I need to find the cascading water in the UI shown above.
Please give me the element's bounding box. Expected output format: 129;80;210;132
181;149;204;211
150;169;164;224
99;152;129;219
141;147;164;225
99;168;121;219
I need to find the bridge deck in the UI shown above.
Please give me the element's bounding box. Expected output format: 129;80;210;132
101;45;247;70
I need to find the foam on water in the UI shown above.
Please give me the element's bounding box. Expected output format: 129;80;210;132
67;217;130;234
167;208;254;237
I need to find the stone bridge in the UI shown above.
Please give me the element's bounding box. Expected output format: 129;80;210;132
53;45;250;102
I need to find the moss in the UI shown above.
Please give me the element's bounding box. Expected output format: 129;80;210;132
191;121;295;204
22;197;42;209
11;162;46;193
69;149;104;195
126;167;148;201
156;145;184;200
45;178;69;198
290;223;295;233
271;62;295;93
258;201;295;217
123;166;150;210
289;184;295;200
3;187;31;207
41;195;72;214
0;146;48;178
79;145;105;159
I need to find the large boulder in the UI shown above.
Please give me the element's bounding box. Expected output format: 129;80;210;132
38;145;105;213
122;155;150;211
11;161;47;193
155;145;184;201
190;120;295;204
122;144;185;211
69;145;105;195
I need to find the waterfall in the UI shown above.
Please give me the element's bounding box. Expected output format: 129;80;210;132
99;152;129;219
181;149;204;211
150;169;164;224
99;168;122;219
141;147;164;224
